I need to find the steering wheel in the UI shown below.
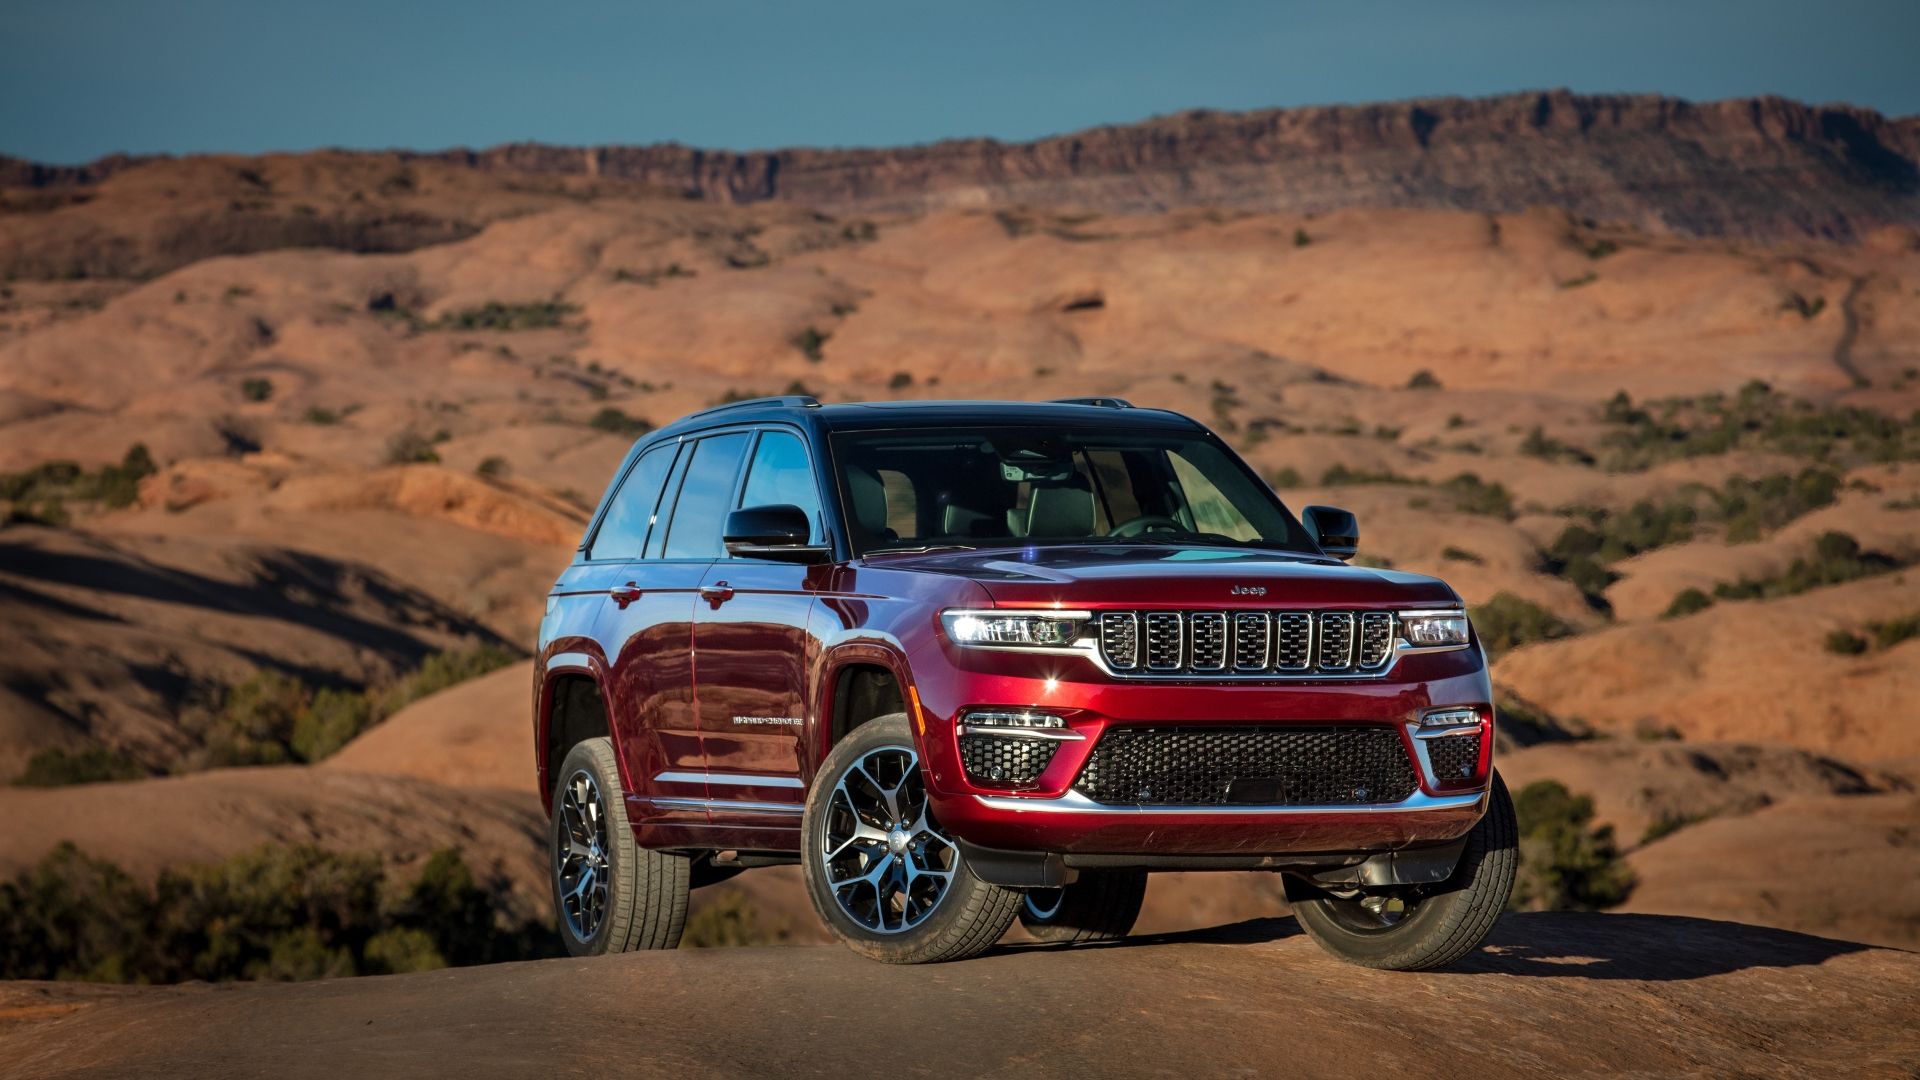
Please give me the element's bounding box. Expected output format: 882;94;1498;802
1108;514;1184;538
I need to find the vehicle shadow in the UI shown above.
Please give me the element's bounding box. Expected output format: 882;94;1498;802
993;910;1885;982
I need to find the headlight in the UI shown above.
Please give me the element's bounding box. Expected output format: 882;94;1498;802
1400;611;1471;648
941;610;1089;648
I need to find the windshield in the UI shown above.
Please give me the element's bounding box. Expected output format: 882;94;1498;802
829;426;1312;556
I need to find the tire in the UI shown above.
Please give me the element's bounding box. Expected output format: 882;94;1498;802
549;736;690;956
1019;871;1148;944
801;713;1021;964
1290;770;1518;971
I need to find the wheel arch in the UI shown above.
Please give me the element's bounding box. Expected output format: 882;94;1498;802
815;643;917;771
536;654;617;814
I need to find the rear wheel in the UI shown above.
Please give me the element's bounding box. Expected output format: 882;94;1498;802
550;737;690;956
1019;871;1148;944
1290;771;1517;971
801;713;1020;964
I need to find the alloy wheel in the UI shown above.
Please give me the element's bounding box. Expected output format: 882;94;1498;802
820;745;958;934
555;768;611;942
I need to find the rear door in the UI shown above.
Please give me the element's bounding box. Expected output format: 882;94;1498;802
598;431;749;827
692;427;828;828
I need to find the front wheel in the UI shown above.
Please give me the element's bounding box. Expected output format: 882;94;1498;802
1019;871;1148;944
1289;771;1518;971
800;713;1020;964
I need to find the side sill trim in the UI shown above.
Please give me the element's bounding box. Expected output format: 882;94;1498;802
970;790;1486;815
635;796;805;815
654;770;806;789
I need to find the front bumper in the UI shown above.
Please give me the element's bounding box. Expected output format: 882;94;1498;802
914;638;1495;858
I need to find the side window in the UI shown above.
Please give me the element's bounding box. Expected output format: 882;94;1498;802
589;442;677;560
738;431;822;543
660;432;751;559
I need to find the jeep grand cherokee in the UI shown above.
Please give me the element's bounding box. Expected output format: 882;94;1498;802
535;395;1515;968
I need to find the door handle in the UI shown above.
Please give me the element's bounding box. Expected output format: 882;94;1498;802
608;583;641;609
699;582;735;605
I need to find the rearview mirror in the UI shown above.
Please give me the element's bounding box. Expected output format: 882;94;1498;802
724;504;832;564
1303;505;1359;561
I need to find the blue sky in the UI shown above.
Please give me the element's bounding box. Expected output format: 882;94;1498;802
3;0;1916;164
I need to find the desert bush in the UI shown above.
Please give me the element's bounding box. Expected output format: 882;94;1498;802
195;646;516;767
1639;813;1706;846
1439;473;1515;519
429;301;578;331
1712;532;1904;602
385;430;441;465
475;456;509;479
682;892;793;948
1662;588;1714;620
0;444;156;514
1712;468;1840;542
1440;546;1482;564
1293;227;1312;248
1519;426;1594;465
1267;466;1303;488
1320;464;1420;486
791;326;829;362
12;746;146;787
588;407;651;437
240;377;274;403
1597;383;1920;472
1824;629;1869;655
303;405;340;425
1823;612;1920;656
1473;593;1574;654
888;371;913;390
1403;368;1440;390
1508;780;1633;911
0;843;551;984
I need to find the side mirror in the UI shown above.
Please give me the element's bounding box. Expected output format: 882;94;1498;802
724;504;832;564
1303;505;1359;561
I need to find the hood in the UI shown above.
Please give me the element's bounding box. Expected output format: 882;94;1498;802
866;543;1459;609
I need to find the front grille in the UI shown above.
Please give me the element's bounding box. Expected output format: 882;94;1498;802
959;734;1059;787
1424;733;1480;782
1073;726;1419;807
1097;610;1398;678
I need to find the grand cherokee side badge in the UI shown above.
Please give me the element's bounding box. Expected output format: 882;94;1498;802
1230;585;1267;596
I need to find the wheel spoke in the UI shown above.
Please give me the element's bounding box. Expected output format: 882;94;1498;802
817;744;959;935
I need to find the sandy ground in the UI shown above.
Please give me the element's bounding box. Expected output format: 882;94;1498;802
1;912;1916;1079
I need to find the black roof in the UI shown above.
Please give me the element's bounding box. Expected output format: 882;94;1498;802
650;397;1205;440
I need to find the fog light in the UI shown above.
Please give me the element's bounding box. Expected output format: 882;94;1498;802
1419;706;1481;729
961;709;1064;729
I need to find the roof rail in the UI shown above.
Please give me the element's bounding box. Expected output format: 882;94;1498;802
684;394;821;420
1048;397;1134;409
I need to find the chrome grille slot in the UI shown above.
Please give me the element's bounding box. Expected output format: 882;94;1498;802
1144;612;1184;670
1357;612;1395;669
1091;608;1421;679
1190;612;1228;671
1100;612;1139;670
1232;612;1270;670
1316;612;1356;671
1274;612;1313;671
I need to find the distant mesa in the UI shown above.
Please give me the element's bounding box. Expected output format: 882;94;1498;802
5;90;1919;243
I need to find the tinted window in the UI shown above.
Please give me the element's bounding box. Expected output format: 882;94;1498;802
738;431;822;543
661;432;751;559
589;442;677;560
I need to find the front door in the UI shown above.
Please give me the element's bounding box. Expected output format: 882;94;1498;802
692;428;826;829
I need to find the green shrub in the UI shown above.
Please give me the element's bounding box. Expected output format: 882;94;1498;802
1440;546;1482;564
475;456;509;479
588;407;651;437
1473;593;1574;654
1519;426;1593;465
1663;588;1714;619
888;371;913;390
1824;629;1868;655
1268;466;1303;489
1293;227;1312;248
1597;383;1920;472
376;645;517;719
385;431;441;465
0;843;552;983
303;405;340;425
12;746;146;787
1712;532;1904;602
240;377;274;403
1639;813;1705;846
429;301;578;331
1439;473;1515;519
1;445;156;515
791;326;829;362
682;892;793;948
1509;780;1633;911
1320;464;1421;486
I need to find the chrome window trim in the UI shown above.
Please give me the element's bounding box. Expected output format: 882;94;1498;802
971;788;1486;815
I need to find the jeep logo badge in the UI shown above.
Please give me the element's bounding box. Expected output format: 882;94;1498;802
1230;584;1267;596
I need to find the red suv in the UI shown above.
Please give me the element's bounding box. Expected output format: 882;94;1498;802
535;396;1515;969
